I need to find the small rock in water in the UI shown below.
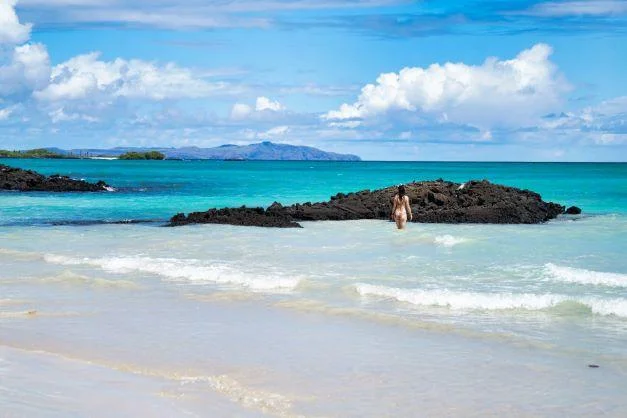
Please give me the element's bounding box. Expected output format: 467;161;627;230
588;364;600;368
565;206;582;215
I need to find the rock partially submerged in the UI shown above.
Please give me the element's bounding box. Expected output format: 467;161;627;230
0;164;110;192
170;206;301;228
565;206;582;215
169;179;568;227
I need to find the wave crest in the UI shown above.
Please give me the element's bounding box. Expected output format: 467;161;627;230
354;283;627;318
44;254;300;291
545;263;627;287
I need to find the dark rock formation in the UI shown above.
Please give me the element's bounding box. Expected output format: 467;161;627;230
169;179;567;227
1;164;110;192
565;206;582;215
169;206;301;228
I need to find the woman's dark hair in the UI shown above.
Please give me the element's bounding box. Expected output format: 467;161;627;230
398;184;406;197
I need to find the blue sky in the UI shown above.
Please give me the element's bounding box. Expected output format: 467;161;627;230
1;0;626;160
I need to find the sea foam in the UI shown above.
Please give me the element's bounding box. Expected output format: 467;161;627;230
43;254;300;291
40;270;140;289
433;235;468;247
545;263;627;288
354;283;627;317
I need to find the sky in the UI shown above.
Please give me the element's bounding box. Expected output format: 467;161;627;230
0;0;626;161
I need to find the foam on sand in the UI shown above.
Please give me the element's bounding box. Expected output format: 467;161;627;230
0;299;31;306
0;310;81;319
40;270;140;290
44;254;301;291
185;292;262;303
2;344;300;418
354;283;627;318
0;247;40;260
179;375;295;417
545;263;627;287
0;310;38;318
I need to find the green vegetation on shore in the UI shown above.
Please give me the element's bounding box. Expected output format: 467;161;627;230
0;148;73;159
118;151;166;160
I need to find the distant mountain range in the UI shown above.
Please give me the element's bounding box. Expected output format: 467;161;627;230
48;142;361;161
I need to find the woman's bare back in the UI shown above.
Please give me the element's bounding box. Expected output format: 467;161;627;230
392;194;412;229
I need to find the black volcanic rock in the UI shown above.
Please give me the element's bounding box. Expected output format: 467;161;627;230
169;206;301;228
1;164;110;192
169;179;567;227
565;206;582;215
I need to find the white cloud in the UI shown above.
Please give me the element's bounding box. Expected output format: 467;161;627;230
594;133;627;144
0;2;49;98
17;1;402;29
0;106;14;120
279;84;358;97
255;96;284;112
325;44;570;130
19;0;401;10
329;120;362;128
49;107;98;123
258;125;289;139
34;52;234;101
0;1;248;130
66;9;271;30
540;95;627;144
0;0;32;45
230;103;253;120
0;43;51;96
230;96;285;119
587;95;627;117
13;43;51;90
236;125;290;141
0;1;236;106
528;1;627;16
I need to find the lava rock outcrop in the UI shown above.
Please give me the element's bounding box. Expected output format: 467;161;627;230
169;179;567;227
1;164;110;192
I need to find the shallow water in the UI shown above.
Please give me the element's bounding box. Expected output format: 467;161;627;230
1;160;626;416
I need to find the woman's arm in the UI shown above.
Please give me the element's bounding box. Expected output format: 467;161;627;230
390;196;397;220
405;196;413;221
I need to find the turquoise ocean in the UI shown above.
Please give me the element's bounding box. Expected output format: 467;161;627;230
1;159;626;416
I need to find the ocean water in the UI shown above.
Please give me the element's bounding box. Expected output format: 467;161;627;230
1;159;626;417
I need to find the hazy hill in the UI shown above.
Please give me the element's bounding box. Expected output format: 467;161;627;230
53;142;361;161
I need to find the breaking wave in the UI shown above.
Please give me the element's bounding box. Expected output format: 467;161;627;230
43;254;300;291
544;263;627;288
354;283;627;318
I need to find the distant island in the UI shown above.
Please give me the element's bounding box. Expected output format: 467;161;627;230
0;142;363;161
118;151;166;160
0;148;75;159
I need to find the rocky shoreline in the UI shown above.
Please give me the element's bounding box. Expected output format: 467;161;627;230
0;164;110;192
0;164;579;226
169;179;577;228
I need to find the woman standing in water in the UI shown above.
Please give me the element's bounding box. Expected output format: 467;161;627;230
391;184;413;229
